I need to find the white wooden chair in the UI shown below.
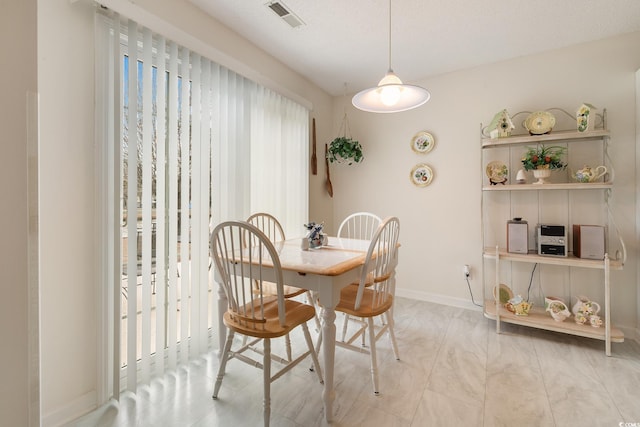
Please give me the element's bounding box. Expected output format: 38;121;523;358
245;213;306;301
246;213;319;360
335;216;400;395
211;221;323;426
336;212;382;342
337;212;382;242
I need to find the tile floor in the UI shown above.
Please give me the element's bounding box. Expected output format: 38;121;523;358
70;297;640;426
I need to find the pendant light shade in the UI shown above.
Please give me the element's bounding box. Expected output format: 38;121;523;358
352;1;430;113
352;70;430;113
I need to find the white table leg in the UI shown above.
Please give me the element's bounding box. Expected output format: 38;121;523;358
321;306;336;422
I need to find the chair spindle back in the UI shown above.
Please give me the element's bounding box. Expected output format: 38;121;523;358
211;221;286;329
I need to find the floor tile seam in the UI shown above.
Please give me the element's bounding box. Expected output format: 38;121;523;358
477;316;490;427
530;332;559;427
413;310;455;426
404;378;428;426
533;351;626;422
422;387;484;425
585;354;629;421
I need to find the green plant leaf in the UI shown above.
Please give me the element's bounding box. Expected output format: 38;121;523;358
521;144;567;171
328;137;363;165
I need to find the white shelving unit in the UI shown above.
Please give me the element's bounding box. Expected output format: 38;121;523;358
481;109;626;356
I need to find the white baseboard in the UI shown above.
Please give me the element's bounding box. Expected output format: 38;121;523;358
42;390;96;427
396;288;484;312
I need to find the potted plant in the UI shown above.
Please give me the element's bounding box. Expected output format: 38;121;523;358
521;145;567;184
327;136;363;165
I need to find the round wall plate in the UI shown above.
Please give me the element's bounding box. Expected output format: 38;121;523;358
410;163;434;187
411;131;435;154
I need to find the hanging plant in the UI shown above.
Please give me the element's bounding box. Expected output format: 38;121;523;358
328;136;363;165
328;112;363;165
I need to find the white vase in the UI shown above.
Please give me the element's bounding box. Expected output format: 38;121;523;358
577;103;596;133
532;168;551;184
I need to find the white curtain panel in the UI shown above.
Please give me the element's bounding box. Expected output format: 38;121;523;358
251;86;310;239
95;10;309;398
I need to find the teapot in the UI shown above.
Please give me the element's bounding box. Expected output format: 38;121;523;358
506;295;532;316
571;165;607;183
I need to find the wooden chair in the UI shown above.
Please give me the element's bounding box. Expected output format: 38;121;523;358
335;216;400;395
211;221;323;427
336;212;382;342
337;212;382;241
246;213;319;360
246;213;307;300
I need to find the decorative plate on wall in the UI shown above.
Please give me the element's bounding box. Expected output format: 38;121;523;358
411;131;435;154
410;163;434;187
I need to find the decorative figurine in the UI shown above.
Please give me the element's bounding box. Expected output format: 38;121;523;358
304;221;328;249
577;103;596;133
487;109;515;138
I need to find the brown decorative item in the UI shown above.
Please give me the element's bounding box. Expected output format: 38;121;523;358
311;118;318;175
324;144;333;197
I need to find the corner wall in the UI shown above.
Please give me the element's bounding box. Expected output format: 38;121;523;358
332;32;640;337
1;0;38;425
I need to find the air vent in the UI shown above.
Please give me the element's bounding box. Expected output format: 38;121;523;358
266;1;305;28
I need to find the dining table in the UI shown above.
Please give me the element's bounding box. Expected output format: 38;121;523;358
214;235;374;422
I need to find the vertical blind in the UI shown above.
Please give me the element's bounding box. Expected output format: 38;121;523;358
96;11;309;398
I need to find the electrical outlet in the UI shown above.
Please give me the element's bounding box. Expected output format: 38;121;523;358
463;264;471;279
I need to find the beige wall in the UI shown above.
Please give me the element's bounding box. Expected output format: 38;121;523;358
38;0;99;422
332;32;639;332
31;0;639;424
1;0;37;425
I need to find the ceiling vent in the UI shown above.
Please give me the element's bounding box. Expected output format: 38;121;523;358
266;1;305;28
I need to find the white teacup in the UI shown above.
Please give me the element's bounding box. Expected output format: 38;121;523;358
589;315;603;328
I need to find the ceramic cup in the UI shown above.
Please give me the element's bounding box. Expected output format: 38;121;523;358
589;315;603;328
574;312;588;325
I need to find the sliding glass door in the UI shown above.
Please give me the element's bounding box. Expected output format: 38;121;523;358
96;10;309;397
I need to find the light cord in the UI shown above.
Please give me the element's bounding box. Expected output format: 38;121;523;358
387;0;392;71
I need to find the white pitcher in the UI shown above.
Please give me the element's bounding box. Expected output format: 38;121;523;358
572;295;601;317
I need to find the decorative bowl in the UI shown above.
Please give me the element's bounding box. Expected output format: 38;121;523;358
545;297;571;322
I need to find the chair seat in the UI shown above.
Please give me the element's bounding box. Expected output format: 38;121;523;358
224;298;317;339
259;281;307;298
335;285;393;318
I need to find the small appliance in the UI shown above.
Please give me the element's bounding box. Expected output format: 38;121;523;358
537;224;567;257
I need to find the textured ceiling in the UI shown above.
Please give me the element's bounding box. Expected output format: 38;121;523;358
188;0;640;96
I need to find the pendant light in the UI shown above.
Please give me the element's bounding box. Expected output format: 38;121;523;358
352;0;431;113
